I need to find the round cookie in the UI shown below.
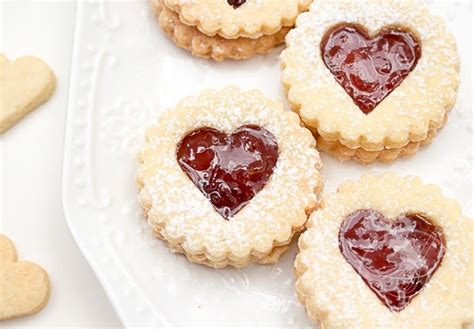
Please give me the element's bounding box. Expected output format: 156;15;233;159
152;0;289;61
163;0;312;39
137;87;322;268
295;174;473;328
281;0;460;163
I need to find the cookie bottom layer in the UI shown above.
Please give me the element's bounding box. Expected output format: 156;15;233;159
152;0;289;61
154;229;301;268
317;129;438;164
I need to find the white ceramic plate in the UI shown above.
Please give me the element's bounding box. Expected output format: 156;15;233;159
62;0;473;326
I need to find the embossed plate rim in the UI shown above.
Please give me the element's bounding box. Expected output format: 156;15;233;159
62;2;163;326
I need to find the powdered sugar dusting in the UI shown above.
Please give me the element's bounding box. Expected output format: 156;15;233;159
296;173;473;328
138;87;322;264
281;0;460;146
164;0;311;39
154;0;290;61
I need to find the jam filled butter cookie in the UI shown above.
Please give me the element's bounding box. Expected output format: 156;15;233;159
152;0;312;61
281;0;460;163
137;87;322;268
295;174;473;328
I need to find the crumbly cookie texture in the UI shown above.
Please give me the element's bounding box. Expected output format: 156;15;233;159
152;0;289;61
0;54;56;133
295;174;473;328
137;87;322;268
281;0;460;160
0;235;50;321
163;0;312;39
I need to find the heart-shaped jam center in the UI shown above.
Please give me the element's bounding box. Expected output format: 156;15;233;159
177;125;278;219
321;24;421;114
227;0;246;9
339;209;445;312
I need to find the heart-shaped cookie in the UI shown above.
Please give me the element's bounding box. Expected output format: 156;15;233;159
177;125;279;219
321;24;421;114
0;235;50;321
339;209;445;312
0;54;56;133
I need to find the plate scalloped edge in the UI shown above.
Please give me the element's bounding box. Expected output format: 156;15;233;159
61;1;165;326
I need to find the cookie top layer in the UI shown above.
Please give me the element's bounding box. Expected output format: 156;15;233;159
295;174;473;328
137;87;322;267
163;0;312;39
281;0;460;150
152;0;289;61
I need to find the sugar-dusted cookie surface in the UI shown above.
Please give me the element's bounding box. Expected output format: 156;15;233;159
295;174;473;328
137;87;322;268
0;54;56;133
0;234;50;321
163;0;312;39
281;0;460;163
152;0;289;61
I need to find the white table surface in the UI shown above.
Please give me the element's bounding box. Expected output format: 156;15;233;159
0;1;122;327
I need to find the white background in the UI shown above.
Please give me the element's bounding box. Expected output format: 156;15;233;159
0;1;121;327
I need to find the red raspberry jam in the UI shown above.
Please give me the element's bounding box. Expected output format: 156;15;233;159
339;209;445;312
321;24;421;114
177;125;278;219
227;0;246;9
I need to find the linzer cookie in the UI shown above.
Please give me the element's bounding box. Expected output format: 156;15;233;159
152;0;289;61
281;0;460;163
295;174;473;328
152;0;311;61
137;87;322;268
